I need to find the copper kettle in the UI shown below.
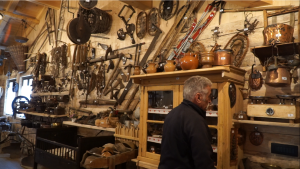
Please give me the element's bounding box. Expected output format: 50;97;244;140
266;67;291;86
266;56;291;86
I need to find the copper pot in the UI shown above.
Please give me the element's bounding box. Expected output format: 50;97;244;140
263;23;294;45
213;49;232;66
200;52;214;68
266;66;291;86
180;53;199;70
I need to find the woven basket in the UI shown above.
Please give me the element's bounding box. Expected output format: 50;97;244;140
7;45;28;72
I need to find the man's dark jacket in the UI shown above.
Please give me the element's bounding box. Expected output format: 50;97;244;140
158;99;215;169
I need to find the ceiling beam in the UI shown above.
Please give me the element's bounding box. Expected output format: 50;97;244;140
0;10;40;24
24;0;61;10
0;0;20;46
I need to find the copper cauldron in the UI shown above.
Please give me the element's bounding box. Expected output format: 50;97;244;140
213;49;232;66
266;66;291;86
263;23;294;45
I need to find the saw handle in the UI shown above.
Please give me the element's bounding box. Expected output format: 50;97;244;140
129;34;136;44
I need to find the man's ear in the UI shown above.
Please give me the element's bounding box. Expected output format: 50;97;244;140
195;93;202;104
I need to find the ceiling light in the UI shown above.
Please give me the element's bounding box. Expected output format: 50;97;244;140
0;13;3;20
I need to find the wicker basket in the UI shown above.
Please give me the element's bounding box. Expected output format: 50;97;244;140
7;45;28;72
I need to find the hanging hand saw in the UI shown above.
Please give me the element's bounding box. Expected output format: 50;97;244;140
167;1;221;60
139;23;162;68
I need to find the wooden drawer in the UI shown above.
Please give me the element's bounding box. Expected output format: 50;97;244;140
247;104;299;119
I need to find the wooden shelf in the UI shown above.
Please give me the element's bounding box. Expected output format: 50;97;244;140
148;108;172;115
232;119;300;128
63;121;115;132
19;110;67;118
131;66;246;86
132;159;217;169
114;134;139;141
208;125;218;129
31;91;69;97
251;42;299;66
147;136;162;144
227;0;272;8
206;111;218;117
146;120;164;124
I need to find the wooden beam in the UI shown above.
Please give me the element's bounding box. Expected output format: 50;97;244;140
119;1;152;10
24;0;61;10
263;10;268;29
0;0;20;45
0;10;40;24
298;7;300;42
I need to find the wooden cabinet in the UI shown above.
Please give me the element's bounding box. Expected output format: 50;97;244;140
131;66;246;169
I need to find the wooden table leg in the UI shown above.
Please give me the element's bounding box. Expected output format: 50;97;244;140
109;156;115;169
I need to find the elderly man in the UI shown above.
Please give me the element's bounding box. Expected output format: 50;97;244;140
159;76;215;169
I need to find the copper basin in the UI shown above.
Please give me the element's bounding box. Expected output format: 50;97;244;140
263;23;294;45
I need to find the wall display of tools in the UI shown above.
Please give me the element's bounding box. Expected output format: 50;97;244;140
117;5;136;44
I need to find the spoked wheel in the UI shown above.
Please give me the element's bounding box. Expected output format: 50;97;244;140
159;0;179;21
12;96;29;118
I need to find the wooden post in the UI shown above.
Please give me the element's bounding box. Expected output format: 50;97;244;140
290;13;295;28
298;8;300;42
263;10;268;29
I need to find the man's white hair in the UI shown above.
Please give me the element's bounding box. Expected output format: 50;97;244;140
183;76;212;101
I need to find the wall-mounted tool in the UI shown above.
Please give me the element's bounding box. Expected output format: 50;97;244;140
120;69;128;82
107;60;114;73
224;33;249;68
211;26;221;43
117;79;133;105
159;0;179;21
139;24;162;69
121;53;132;65
176;4;196;33
67;9;91;44
136;11;147;39
249;64;263;90
148;8;161;36
79;0;98;9
236;13;259;36
104;78;124;96
218;1;226;25
124;64;133;82
117;5;136;44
